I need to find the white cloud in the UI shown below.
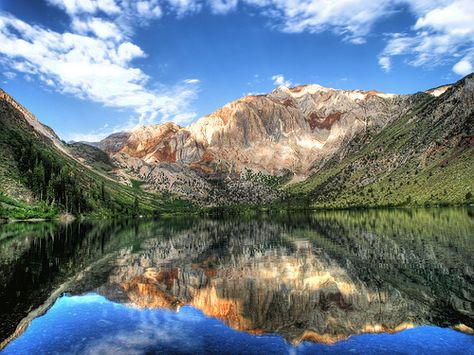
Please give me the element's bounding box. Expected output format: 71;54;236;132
244;0;396;44
0;13;199;129
165;0;202;16
452;59;473;76
46;0;121;16
117;42;146;64
271;74;292;87
379;0;474;76
413;0;474;36
378;56;391;72
183;78;200;84
3;71;16;80
382;34;418;56
136;1;163;19
208;0;238;14
71;17;123;41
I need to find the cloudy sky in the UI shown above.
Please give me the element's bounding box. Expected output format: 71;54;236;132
0;0;473;141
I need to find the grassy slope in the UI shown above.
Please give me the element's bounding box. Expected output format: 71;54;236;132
0;116;195;220
67;142;116;174
286;95;474;209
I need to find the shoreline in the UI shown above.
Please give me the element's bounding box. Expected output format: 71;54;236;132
1;202;472;224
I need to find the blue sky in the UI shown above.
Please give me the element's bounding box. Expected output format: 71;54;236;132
0;0;473;141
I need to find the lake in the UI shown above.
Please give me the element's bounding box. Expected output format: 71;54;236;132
0;208;473;354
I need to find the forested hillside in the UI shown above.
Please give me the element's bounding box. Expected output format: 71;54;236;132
1;74;473;220
0;90;192;220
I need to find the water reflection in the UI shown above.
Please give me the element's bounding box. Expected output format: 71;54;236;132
3;294;473;355
0;208;473;351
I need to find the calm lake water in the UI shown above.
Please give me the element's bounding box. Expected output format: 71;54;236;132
0;208;473;354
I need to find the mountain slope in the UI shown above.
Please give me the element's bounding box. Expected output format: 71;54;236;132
96;84;413;204
0;89;193;219
1;74;473;216
288;74;474;208
95;75;473;208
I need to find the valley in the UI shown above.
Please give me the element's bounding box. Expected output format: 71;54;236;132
1;74;473;219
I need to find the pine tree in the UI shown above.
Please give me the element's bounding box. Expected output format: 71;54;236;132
47;174;57;204
101;181;105;201
32;160;45;200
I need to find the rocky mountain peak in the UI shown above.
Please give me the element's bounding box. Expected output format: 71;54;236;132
271;83;398;101
95;80;409;190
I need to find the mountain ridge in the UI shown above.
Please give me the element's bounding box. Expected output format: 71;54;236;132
96;81;451;175
88;76;472;206
1;75;473;218
91;81;450;150
0;89;194;219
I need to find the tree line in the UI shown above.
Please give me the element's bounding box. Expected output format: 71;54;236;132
4;128;143;216
15;139;89;214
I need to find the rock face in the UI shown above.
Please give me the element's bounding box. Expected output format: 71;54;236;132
425;84;452;97
111;152;285;205
99;85;403;176
206;86;402;172
93;75;474;206
95;83;418;203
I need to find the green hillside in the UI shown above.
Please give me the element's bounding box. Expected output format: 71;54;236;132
287;81;474;209
1;74;473;219
0;96;194;220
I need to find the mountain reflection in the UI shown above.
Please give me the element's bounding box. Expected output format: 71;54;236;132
0;208;473;347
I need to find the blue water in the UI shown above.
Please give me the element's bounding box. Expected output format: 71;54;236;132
2;294;473;355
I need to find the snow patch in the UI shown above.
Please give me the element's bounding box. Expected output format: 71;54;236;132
426;85;451;97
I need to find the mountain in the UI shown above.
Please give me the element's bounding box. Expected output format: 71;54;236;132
96;74;474;208
99;86;401;176
289;74;474;208
0;89;192;220
96;85;407;204
1;74;473;218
